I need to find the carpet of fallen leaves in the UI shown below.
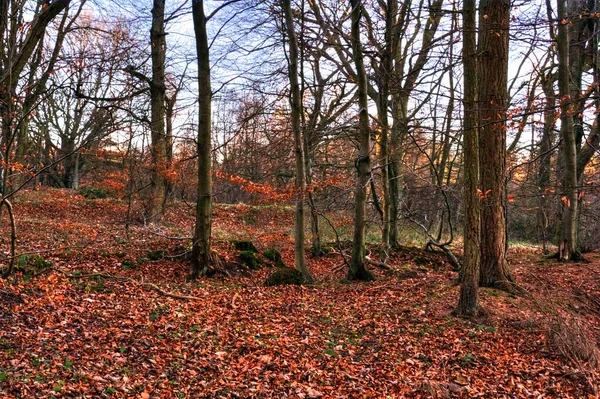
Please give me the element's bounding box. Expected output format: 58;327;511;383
0;189;599;398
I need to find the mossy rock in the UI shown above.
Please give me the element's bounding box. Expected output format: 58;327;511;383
263;248;286;268
265;268;305;286
146;250;164;261
239;251;260;270
232;240;258;253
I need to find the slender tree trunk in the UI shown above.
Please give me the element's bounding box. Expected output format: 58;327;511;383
146;0;168;222
538;73;556;254
282;0;314;283
557;0;580;261
164;92;176;205
191;0;213;278
377;0;395;263
348;0;375;282
456;0;480;317
477;0;514;289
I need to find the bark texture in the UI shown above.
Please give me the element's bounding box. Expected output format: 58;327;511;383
456;0;480;317
477;0;514;289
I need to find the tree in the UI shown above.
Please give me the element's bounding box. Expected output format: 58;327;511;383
282;0;314;283
190;0;213;278
39;16;133;189
0;0;72;194
147;0;169;221
477;0;514;289
556;0;579;261
347;0;374;282
456;0;480;317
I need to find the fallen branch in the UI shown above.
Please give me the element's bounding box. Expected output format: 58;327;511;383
365;256;392;270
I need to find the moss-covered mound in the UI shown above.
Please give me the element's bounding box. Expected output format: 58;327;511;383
263;248;286;268
265;268;304;286
146;250;165;261
232;240;258;253
239;250;260;270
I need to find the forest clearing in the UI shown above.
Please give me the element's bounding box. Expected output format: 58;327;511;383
0;190;598;398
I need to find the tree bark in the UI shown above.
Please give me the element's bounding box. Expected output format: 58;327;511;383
348;0;374;282
282;0;314;283
477;0;514;289
557;0;580;261
146;0;168;222
191;0;213;278
456;0;480;317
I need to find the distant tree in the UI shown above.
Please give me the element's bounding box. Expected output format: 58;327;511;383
0;0;72;194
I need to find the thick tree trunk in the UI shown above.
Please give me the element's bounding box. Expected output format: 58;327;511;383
557;0;580;261
191;0;213;278
282;0;314;283
146;0;168;222
477;0;514;289
348;0;375;282
456;0;480;317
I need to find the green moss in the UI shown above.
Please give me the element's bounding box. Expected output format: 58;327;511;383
232;240;258;252
78;186;107;199
147;250;165;261
121;259;137;270
265;268;304;286
239;251;260;270
263;248;285;268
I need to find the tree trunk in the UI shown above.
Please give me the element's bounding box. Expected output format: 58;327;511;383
456;0;480;317
377;0;395;263
146;0;168;222
557;0;580;261
538;72;556;254
348;0;375;282
282;0;314;283
191;0;213;278
477;0;514;289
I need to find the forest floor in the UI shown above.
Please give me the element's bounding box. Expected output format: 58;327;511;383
0;189;599;398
